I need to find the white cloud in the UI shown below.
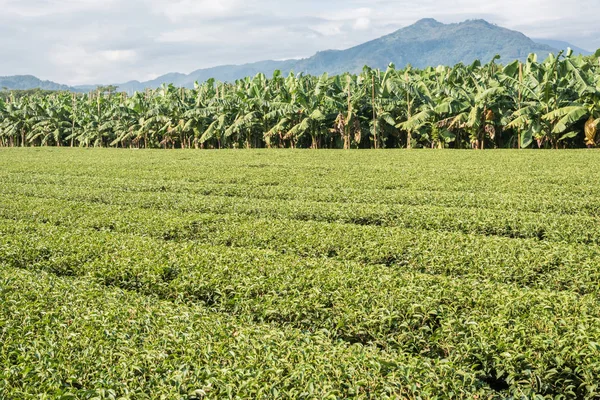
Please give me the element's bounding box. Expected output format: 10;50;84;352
310;21;343;36
0;0;598;85
353;17;371;31
143;72;160;81
157;28;217;44
100;50;137;62
325;7;372;21
151;0;240;21
48;45;139;84
1;0;114;17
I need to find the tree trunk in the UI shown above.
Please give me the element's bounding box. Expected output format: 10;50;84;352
372;75;377;149
346;75;352;150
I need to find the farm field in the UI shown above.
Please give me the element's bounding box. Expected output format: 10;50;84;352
1;148;600;398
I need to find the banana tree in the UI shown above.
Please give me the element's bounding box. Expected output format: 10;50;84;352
3;51;600;150
28;95;72;146
540;53;599;147
443;58;511;149
505;51;584;148
284;73;335;149
0;96;37;147
363;65;403;148
329;73;368;149
393;66;440;148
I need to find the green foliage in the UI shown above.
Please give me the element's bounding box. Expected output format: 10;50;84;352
2;49;600;150
1;149;600;398
0;88;65;101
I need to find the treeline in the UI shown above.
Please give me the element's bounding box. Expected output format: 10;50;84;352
0;88;64;101
1;50;599;149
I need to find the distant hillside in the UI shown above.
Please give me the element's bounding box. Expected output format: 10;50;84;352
533;39;592;55
114;19;559;92
0;75;76;91
291;19;556;74
115;60;296;93
0;19;576;93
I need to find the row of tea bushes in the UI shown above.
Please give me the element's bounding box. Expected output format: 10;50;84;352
2;267;493;399
1;187;599;244
2;219;600;396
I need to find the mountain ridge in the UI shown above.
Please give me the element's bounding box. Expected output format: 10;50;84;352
118;18;561;91
0;19;592;93
0;75;76;92
532;38;592;55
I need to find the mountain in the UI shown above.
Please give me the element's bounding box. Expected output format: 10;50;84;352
533;39;592;55
0;19;572;92
114;60;297;93
0;75;77;91
114;19;559;92
292;19;556;74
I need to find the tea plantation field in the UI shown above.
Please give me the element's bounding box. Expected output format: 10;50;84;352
1;148;600;399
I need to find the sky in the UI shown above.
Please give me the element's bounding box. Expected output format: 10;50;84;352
1;0;599;85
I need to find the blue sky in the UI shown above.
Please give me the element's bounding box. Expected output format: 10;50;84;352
1;0;598;85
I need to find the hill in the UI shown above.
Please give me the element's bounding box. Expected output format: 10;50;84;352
0;75;77;91
115;19;559;91
533;38;592;55
291;19;556;74
1;19;581;92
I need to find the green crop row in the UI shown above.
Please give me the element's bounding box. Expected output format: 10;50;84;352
1;170;599;217
2;148;600;398
2;149;599;195
2;267;497;399
1;197;600;295
2;219;600;396
1;182;599;245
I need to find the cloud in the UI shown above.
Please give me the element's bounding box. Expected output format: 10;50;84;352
0;0;115;17
310;22;344;36
322;7;372;21
157;29;219;44
150;0;241;21
101;50;138;63
353;17;371;31
0;0;598;85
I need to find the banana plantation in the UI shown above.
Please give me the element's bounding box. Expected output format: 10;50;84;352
1;50;599;149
